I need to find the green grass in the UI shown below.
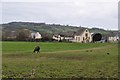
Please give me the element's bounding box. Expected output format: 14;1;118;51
2;41;112;53
2;41;118;78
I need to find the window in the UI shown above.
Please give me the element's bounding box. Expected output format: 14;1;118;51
85;33;88;37
83;37;84;40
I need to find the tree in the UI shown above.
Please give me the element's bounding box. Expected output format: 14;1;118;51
16;29;31;41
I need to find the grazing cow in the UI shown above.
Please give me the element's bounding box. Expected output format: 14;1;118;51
86;50;92;52
33;46;40;53
89;50;92;52
107;53;110;55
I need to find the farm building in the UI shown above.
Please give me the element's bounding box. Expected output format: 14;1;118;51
35;32;42;39
52;34;74;42
52;34;64;41
64;36;74;41
31;32;42;41
108;34;119;42
74;28;92;43
52;29;104;43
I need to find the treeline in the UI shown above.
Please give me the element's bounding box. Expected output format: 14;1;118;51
2;22;113;35
2;29;31;41
2;28;65;42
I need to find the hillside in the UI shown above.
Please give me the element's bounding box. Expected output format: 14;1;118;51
1;22;113;36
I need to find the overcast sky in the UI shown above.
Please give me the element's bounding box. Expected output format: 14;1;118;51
1;0;119;30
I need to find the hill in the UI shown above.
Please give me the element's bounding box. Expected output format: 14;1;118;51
2;22;114;35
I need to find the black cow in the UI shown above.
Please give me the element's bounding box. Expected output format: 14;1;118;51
33;46;40;53
107;53;110;55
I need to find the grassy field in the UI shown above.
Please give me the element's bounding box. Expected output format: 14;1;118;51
2;41;118;78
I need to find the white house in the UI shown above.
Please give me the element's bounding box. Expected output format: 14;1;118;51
74;28;92;43
31;32;42;40
108;34;119;42
31;33;36;39
35;32;42;39
64;37;74;41
52;35;64;41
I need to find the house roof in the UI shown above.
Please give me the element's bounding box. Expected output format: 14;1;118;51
75;28;87;36
59;32;75;37
108;32;119;37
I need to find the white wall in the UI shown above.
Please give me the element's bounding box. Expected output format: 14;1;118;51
74;29;92;43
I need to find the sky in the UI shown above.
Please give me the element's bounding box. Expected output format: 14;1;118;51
1;0;119;30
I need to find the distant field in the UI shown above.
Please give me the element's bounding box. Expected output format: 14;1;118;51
2;41;118;78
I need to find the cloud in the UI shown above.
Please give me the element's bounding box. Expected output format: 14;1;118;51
1;0;119;2
1;0;118;30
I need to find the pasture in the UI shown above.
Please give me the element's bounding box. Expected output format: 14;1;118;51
2;42;118;78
